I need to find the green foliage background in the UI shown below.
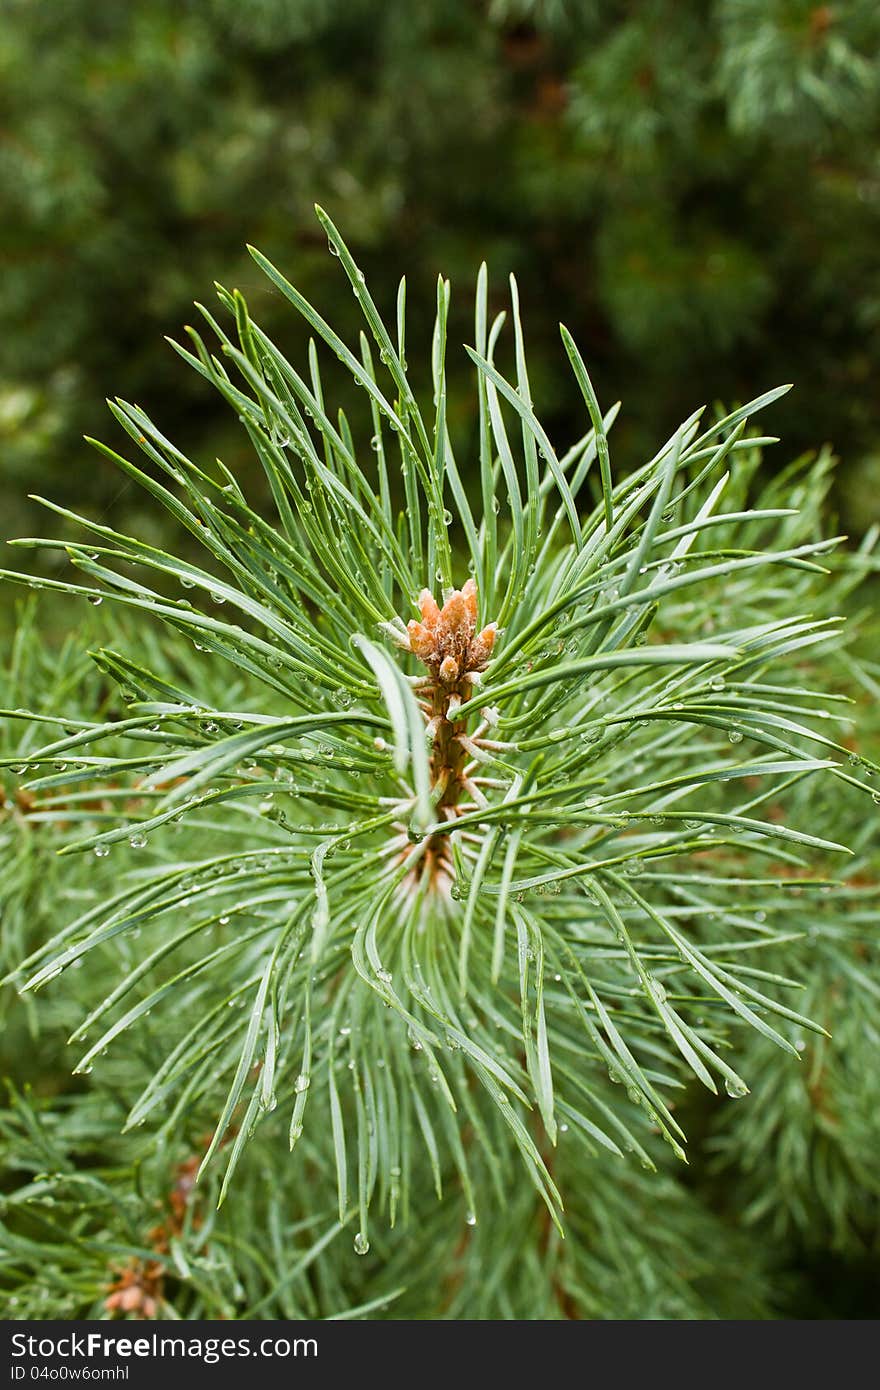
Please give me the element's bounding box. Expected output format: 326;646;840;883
1;0;879;1321
3;0;880;555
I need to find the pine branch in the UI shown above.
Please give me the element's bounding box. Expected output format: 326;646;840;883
2;212;876;1252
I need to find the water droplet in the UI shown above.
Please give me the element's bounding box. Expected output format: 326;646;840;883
87;595;103;606
728;729;743;744
709;675;726;691
465;1211;477;1227
94;844;110;858
129;832;147;849
294;1073;310;1093
353;1232;370;1255
376;967;393;984
724;1076;749;1098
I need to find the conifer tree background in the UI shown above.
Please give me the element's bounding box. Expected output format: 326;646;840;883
3;0;880;558
1;0;879;1321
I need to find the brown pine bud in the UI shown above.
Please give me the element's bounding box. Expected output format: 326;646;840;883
462;576;478;622
418;589;442;626
407;620;435;660
470;623;497;668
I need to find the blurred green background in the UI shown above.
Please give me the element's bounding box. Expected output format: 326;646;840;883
3;0;880;569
